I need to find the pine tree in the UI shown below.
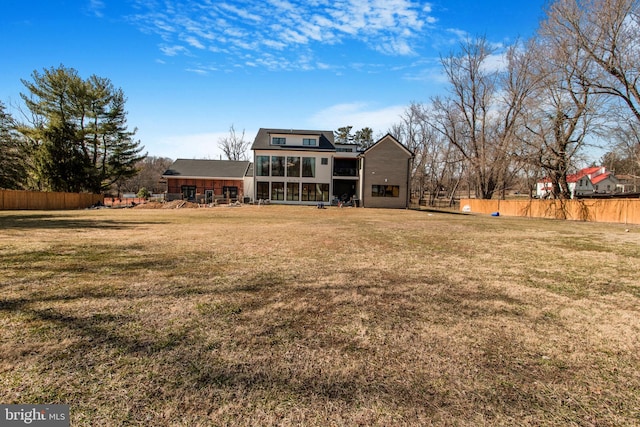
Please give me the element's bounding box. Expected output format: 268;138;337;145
0;102;29;189
20;65;145;193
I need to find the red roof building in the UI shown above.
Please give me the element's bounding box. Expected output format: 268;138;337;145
537;166;619;198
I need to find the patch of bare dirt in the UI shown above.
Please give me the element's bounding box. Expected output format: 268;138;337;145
134;200;200;209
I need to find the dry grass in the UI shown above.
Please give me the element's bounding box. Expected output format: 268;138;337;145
1;206;639;426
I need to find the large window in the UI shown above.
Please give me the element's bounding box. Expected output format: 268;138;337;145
302;183;329;202
302;157;315;178
303;138;316;146
181;185;196;201
271;182;284;200
256;156;270;176
272;137;286;145
222;186;238;199
333;158;357;176
287;182;299;201
287;156;300;177
372;185;400;197
271;156;285;176
256;182;269;200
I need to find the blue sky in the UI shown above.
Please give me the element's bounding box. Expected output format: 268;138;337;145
1;0;547;160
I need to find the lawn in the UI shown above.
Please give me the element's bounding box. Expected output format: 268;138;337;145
0;206;639;426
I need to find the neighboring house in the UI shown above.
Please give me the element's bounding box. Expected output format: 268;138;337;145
536;166;620;198
574;167;619;196
162;159;252;203
614;174;639;193
359;134;414;208
251;128;414;208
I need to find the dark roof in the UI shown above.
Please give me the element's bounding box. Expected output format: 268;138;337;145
251;128;335;151
162;159;251;179
362;133;414;157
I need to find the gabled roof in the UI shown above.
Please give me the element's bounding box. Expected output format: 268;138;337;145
361;133;414;158
577;166;602;178
162;159;251;179
539;166;607;184
251;128;335;151
591;172;616;184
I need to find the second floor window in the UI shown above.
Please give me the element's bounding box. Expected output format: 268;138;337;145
302;157;315;177
303;138;317;146
256;156;269;176
287;157;300;177
272;137;286;145
271;156;285;176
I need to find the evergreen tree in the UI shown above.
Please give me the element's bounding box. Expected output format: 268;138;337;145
20;65;145;193
334;126;354;144
0;102;29;189
354;127;374;150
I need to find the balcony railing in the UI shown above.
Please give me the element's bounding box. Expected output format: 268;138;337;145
333;168;358;177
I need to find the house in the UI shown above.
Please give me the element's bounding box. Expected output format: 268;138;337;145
358;134;414;208
574;167;619;196
162;159;252;203
537;166;619;198
251;128;414;208
251;128;336;204
615;174;640;193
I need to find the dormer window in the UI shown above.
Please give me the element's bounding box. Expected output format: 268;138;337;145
272;137;286;145
303;138;317;146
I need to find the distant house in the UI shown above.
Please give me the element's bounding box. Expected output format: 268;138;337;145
251;128;414;208
358;134;414;208
614;174;640;193
536;166;620;198
162;159;252;203
574;167;619;196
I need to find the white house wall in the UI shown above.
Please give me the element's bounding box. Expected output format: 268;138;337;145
243;177;254;202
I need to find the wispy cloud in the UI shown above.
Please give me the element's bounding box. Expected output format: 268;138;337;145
184;36;205;49
129;0;437;71
87;0;105;18
160;45;190;57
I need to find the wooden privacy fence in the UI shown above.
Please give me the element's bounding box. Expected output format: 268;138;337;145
460;198;640;225
0;189;103;210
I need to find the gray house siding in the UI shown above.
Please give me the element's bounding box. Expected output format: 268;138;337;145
360;135;413;208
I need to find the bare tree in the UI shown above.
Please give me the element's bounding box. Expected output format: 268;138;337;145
218;125;250;161
390;102;462;205
430;37;529;199
117;156;174;195
517;15;600;199
544;0;640;128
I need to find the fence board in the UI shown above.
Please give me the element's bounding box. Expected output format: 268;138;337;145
0;190;102;210
460;198;640;225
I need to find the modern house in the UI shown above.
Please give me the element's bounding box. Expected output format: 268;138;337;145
162;159;252;203
251;128;414;208
161;128;414;208
251;128;335;204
